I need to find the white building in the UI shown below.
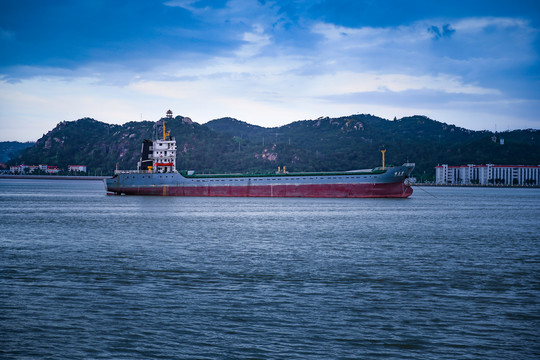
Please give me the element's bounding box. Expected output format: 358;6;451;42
11;164;62;174
47;166;60;174
68;165;87;172
10;165;25;173
10;164;39;174
435;164;540;185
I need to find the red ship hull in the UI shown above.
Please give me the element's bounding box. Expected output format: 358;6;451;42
108;181;413;198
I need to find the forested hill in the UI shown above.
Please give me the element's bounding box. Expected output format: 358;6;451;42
207;115;540;177
0;141;34;163
8;114;540;178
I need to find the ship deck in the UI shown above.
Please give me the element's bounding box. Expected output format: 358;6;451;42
178;169;386;179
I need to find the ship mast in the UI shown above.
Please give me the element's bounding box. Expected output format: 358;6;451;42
162;120;170;140
163;109;172;140
381;149;386;170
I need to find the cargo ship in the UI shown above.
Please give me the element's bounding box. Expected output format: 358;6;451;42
105;112;414;198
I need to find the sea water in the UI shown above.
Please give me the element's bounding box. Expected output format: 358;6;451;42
0;179;539;359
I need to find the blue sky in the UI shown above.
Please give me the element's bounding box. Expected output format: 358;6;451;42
1;0;539;141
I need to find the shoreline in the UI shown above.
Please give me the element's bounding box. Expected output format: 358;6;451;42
0;175;110;181
413;183;539;188
1;175;538;188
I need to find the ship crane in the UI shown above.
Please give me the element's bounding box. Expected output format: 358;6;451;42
162;120;170;140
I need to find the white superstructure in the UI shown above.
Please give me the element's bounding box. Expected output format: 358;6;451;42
132;110;178;174
152;135;177;173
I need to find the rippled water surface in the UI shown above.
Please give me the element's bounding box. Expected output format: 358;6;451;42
1;179;539;359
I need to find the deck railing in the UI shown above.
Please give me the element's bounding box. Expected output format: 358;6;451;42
114;170;152;174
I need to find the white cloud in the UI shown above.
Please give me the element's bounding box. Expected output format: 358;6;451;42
452;17;529;31
310;17;538;71
311;21;431;46
163;0;201;12
235;24;271;57
294;72;498;96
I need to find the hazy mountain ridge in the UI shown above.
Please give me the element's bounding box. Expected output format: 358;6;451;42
7;114;540;178
0;141;35;164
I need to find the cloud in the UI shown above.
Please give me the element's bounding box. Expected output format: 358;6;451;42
428;24;456;39
164;0;229;12
235;24;272;57
164;0;201;11
0;0;243;79
309;17;538;95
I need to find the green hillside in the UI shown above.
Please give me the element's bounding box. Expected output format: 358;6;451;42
8;114;540;179
207;114;539;178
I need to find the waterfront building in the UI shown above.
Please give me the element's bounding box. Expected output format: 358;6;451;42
10;164;39;174
10;165;23;173
46;166;60;174
10;164;62;174
68;165;87;172
435;164;540;185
